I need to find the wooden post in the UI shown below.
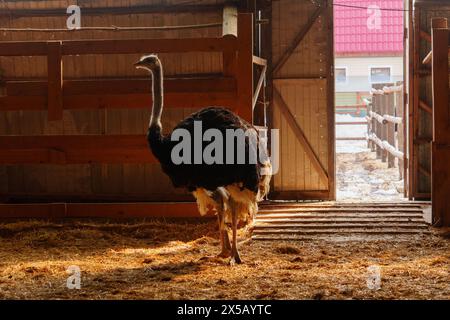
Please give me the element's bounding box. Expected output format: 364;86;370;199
396;81;405;180
386;89;395;168
367;100;373;150
222;4;238;110
409;7;420;199
223;5;238;37
431;17;450;227
431;18;448;144
47;41;63;121
380;86;388;163
373;87;382;159
236;13;253;123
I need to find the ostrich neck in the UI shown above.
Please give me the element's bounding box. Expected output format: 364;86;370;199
150;65;163;129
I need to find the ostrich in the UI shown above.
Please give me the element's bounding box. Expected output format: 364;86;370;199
135;54;271;264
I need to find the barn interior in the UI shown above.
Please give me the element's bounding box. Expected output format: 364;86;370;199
0;0;448;300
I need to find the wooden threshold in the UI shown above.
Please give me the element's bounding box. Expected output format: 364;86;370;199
0;202;204;218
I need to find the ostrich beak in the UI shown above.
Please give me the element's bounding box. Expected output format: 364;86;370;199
134;61;142;68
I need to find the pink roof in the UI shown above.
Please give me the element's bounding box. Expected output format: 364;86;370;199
334;0;404;55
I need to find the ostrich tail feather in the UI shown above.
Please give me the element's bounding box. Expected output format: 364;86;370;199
192;188;217;216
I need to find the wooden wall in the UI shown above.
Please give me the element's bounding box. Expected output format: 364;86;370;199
0;0;228;202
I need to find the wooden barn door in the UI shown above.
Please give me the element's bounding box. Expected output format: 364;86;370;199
270;0;335;200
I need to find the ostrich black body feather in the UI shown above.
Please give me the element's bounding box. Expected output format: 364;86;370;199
147;107;265;193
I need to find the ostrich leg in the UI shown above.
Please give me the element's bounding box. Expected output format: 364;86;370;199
229;199;242;265
217;211;231;257
212;189;231;258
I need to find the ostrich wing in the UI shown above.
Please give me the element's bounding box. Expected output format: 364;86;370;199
148;107;263;193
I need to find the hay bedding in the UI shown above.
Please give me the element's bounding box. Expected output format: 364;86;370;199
0;219;448;300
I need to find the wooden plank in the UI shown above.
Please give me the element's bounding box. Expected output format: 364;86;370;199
254;223;428;229
337;137;366;141
0;41;47;56
6;78;237;95
271;4;326;75
431;18;450;227
273;88;328;186
253;229;430;235
419;99;432;114
269;190;330;201
422;50;432;64
0;37;238;56
326;0;335;200
46;41;63;121
386;91;395;167
0;135;157;164
0;92;237;111
0;4;224;17
259;207;423;213
253;63;266;111
236;13;253;122
432;145;450;226
410;7;420;199
431;19;449;144
262;202;428;208
0;202;204;218
63;37;237;55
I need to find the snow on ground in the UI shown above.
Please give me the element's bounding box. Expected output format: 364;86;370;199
335;114;405;202
335;113;367;139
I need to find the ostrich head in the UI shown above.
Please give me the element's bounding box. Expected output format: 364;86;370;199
134;54;161;72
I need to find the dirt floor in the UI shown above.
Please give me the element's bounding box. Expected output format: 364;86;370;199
0;219;448;300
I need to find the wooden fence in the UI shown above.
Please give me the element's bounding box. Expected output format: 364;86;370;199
0;12;265;218
366;82;405;181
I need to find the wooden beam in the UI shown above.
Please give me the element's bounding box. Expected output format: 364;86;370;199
47;41;63;121
252;62;267;111
431;18;450;227
0;37;238;56
0;135;156;164
0;202;204;218
5;78;236;96
431;18;449;144
252;55;267;66
419;99;432;114
410;7;420;199
0;96;47;111
67;203;204;218
336;137;366;141
271;4;326;75
422;50;432;64
236;13;253;122
273;88;328;186
63;38;237;55
0;41;48;56
0;78;237;111
0;4;223;17
419;164;431;177
269;190;330;201
0;93;237;111
420;30;431;43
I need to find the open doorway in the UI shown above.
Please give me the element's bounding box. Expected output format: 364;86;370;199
334;0;407;201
